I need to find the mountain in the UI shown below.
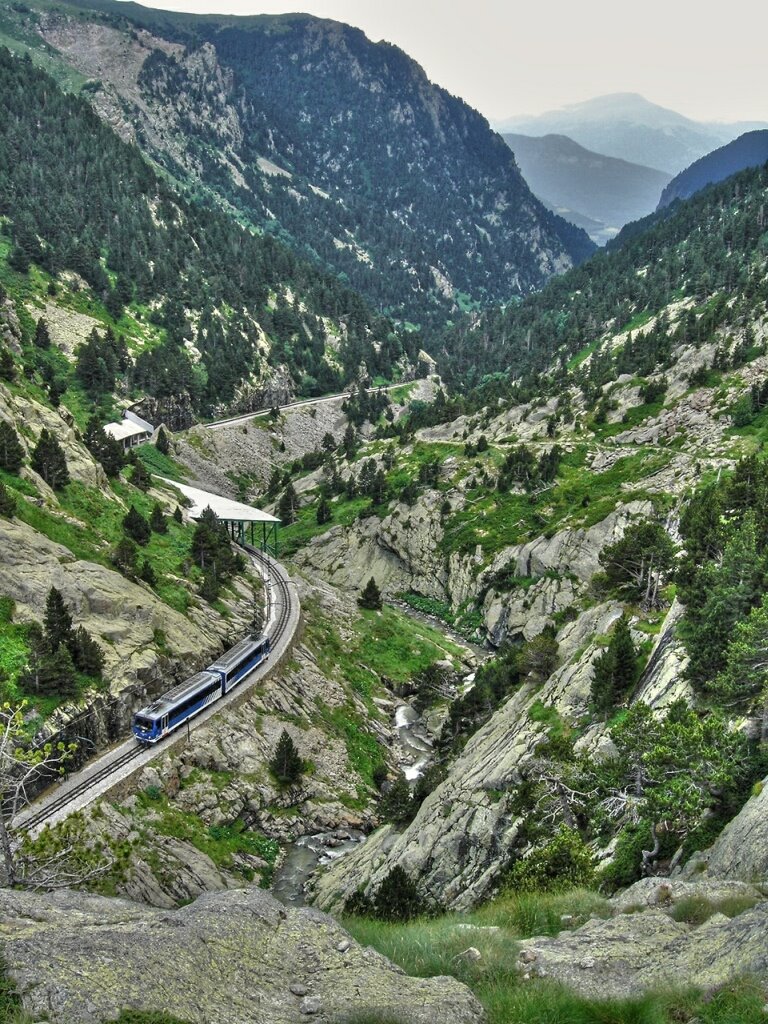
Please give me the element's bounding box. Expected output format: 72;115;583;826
0;1;594;332
495;92;768;174
658;130;768;208
0;47;428;418
502;132;671;244
439;161;768;389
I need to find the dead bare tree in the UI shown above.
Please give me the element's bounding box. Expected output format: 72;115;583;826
0;702;113;890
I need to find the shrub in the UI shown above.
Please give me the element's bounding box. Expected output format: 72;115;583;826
372;866;424;922
505;826;595;893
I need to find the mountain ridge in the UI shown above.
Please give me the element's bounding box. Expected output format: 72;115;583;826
502;131;671;243
495;92;768;174
4;0;594;334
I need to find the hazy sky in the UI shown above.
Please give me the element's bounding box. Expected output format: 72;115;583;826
130;0;767;124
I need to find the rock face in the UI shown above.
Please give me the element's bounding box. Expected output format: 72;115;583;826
516;902;768;999
703;776;768;883
0;516;242;697
0;887;485;1024
313;597;691;912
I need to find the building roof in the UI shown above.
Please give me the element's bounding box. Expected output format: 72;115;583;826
157;477;280;524
104;420;152;442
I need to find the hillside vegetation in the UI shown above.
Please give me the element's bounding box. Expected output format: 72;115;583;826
0;0;594;334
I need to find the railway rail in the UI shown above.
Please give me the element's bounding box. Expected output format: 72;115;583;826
13;547;299;835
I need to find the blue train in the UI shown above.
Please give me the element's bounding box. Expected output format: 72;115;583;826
132;635;270;744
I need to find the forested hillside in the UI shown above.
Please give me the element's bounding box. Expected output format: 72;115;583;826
0;0;594;333
441;162;768;395
0;48;421;417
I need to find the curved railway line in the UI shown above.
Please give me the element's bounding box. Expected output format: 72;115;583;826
14;547;299;835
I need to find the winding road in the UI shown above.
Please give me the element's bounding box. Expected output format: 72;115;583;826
204;381;415;431
13;546;300;836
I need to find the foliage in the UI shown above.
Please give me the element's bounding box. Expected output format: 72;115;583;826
599;521;675;608
358;577;383;611
0;481;14;518
30;428;69;489
378;773;413;826
504;826;595;893
371;865;425;922
268;729;305;786
83;416;124;477
0;421;23;473
0;47;420;410
590;615;638;715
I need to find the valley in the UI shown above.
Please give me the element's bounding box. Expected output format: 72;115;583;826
0;4;766;1024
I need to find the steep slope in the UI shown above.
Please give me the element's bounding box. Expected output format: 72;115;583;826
503;133;671;243
0;47;423;417
658;130;768;209
3;0;594;332
497;93;767;174
440;162;768;389
249;164;768;910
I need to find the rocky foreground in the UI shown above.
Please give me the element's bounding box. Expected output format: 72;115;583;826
0;887;484;1024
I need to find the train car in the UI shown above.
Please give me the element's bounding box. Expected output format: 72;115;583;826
207;634;270;694
132;670;222;744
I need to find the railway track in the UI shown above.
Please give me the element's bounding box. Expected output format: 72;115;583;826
14;548;299;834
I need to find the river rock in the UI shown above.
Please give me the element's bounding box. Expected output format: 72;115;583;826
0;887;485;1024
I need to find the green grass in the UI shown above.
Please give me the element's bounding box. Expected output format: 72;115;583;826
134;443;188;483
305;600;463;699
13;478;199;614
567;337;602;371
342;890;766;1024
442;447;669;560
134;788;279;884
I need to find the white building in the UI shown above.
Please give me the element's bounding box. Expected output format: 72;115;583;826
103;410;154;450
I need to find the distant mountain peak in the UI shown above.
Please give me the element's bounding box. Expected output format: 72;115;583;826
493;93;768;175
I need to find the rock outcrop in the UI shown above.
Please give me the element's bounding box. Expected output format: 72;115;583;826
702;776;768;883
313;596;692;912
0;887;485;1024
516;901;768;999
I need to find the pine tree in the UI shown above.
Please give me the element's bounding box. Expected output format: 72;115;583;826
83;416;124;477
112;537;138;577
378;773;413;825
173;506;183;524
316;495;331;525
140;559;158;587
31;429;69;489
590;649;616;716
277;482;299;524
0;347;15;382
33;318;51;350
130;461;151;492
44;587;73;650
155;427;170;456
269;729;305;785
611;614;638;692
0;421;24;473
150;504;167;534
37;643;77;698
70;625;104;677
372;866;423;922
123;505;151;546
590;615;637;714
358;577;383;611
0;481;15;518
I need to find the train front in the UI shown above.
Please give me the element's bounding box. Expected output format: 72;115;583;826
132;711;159;744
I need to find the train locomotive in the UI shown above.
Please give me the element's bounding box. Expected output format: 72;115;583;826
132;634;270;744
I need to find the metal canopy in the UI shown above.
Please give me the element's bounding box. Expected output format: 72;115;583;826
157;477;280;555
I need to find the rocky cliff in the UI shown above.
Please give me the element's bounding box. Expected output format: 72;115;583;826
0;886;484;1024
